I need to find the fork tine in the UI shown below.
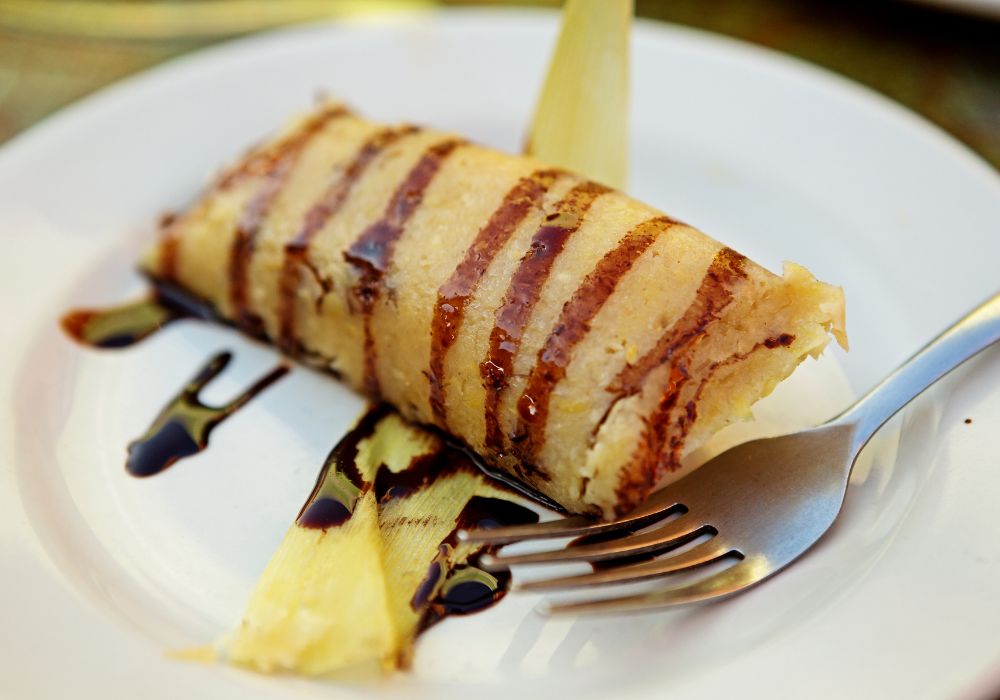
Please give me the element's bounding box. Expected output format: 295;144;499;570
457;514;601;545
480;513;706;568
460;488;685;544
459;496;684;545
515;540;732;592
542;555;766;616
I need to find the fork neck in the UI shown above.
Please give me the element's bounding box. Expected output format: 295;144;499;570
831;290;1000;456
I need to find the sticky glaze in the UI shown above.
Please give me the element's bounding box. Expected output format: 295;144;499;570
479;181;610;460
296;404;391;528
413;495;538;633
294;404;542;636
427;169;563;426
344;138;465;397
277;125;419;355
513;216;674;463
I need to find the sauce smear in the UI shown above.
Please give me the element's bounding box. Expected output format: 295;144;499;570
126;351;288;477
513;216;674;463
427;168;562;426
296;404;391;528
294;404;545;634
60;281;217;349
401;493;539;632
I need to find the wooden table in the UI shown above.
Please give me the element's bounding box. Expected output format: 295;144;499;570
1;0;998;169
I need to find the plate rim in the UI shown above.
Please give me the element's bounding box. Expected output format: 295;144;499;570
1;6;997;192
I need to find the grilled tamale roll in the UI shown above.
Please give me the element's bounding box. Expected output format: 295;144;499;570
143;103;847;518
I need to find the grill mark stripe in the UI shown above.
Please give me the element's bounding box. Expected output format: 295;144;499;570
296;403;392;526
678;332;796;442
512;216;676;462
610;247;748;512
609;247;748;399
427;168;563;427
479;180;611;456
228;105;350;335
216;137;289;192
345;138;466;397
276;125;420;355
655;333;797;499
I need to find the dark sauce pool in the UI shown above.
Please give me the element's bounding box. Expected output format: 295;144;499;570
125;351;288;477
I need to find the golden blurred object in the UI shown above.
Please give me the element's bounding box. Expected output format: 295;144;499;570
0;0;433;40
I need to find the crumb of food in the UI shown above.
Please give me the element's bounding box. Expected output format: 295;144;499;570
168;645;217;664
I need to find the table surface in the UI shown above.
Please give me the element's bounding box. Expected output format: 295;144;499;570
1;0;998;171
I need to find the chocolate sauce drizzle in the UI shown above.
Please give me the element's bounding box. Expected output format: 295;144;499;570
610;248;748;400
157;212;183;282
479;181;610;462
296;404;391;528
414;495;538;633
60;280;218;348
125;351;288;477
228;105;350;337
294;404;542;633
423;562;510;620
297;405;559;530
277;126;419;355
512;216;675;464
61;298;181;349
675;332;797;445
427;168;563;427
345;138;465;397
609;248;748;509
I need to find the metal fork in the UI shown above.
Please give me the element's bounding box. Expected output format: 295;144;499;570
461;291;1000;615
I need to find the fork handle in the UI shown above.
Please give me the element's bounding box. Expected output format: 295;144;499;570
835;290;1000;454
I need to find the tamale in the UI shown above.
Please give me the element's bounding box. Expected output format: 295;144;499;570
143;104;846;518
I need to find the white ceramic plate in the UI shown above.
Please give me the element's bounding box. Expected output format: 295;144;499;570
2;8;999;700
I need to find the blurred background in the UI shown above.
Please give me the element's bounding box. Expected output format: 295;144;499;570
0;0;997;168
